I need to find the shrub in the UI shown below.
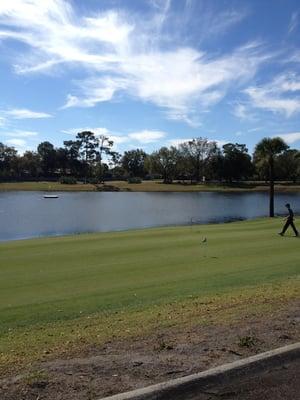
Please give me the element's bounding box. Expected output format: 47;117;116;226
59;176;77;184
127;177;142;184
87;177;99;184
144;174;153;180
238;335;256;348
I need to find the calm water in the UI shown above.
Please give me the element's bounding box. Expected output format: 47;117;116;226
1;191;300;241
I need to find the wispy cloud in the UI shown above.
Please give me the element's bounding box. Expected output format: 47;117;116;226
231;101;257;121
0;116;6;127
4;137;38;154
275;132;300;144
62;42;270;125
167;138;192;147
248;127;261;132
232;103;248;120
3;130;39;138
62;77;129;109
244;73;300;117
62;126;166;147
3;108;52;119
2;130;39;153
6;138;26;147
288;11;299;34
176;0;249;44
62;126;130;146
0;0;267;125
216;140;228;148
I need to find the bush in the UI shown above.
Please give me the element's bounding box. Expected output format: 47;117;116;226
59;176;77;184
87;177;99;184
144;174;153;180
127;177;142;184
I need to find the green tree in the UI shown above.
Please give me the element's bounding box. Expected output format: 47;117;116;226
21;151;41;178
205;147;224;181
96;135;114;183
76;131;98;183
276;149;300;183
222;143;253;182
149;146;179;183
122;149;148;178
254;137;288;217
55;147;69;175
0;142;19;180
179;138;216;182
37;141;56;176
63;140;82;177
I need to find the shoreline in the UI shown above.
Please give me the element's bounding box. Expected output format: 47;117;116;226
0;216;284;244
1;180;300;192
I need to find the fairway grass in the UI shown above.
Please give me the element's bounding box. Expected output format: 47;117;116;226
0;218;299;372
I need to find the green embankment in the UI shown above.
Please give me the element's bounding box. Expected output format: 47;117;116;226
0;218;299;370
1;180;300;192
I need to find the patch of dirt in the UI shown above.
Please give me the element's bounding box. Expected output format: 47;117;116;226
0;300;299;400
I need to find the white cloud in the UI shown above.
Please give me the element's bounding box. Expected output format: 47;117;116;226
168;137;224;148
6;138;26;147
4;137;35;154
177;1;249;43
167;138;192;147
3;108;52;119
128;130;166;143
61;42;269;125
62;126;111;136
62;77;129;109
248;127;261;132
232;103;248;119
61;126;168;148
288;11;299;34
0;116;6;127
3;130;39;138
244;73;300;117
216;139;228;148
61;126;129;144
276;132;300;144
0;1;269;124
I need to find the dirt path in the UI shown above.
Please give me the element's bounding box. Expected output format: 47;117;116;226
0;299;299;400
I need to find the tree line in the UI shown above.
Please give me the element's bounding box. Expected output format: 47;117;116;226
1;132;299;186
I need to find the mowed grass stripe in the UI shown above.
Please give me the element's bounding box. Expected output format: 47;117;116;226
0;218;299;334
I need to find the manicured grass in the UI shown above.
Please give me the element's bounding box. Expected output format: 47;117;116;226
0;218;299;371
1;180;300;192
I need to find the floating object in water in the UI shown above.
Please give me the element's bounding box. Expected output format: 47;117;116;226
43;195;59;199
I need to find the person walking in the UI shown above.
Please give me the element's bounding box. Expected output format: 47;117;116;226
279;203;298;237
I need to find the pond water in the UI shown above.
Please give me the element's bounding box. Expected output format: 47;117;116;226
1;191;300;241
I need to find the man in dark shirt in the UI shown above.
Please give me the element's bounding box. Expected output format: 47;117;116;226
279;203;298;236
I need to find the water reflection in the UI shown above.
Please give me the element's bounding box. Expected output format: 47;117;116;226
0;191;299;241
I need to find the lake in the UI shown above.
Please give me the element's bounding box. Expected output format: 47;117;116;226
1;191;300;241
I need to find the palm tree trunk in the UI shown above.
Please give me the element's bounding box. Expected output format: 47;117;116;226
269;157;274;217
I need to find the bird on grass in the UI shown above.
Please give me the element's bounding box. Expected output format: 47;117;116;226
201;237;207;243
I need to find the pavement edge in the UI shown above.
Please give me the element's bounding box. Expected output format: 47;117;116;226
98;342;300;400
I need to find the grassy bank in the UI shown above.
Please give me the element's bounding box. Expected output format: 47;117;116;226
0;219;299;372
1;180;300;192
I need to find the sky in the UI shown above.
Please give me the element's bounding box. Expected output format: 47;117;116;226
0;0;300;155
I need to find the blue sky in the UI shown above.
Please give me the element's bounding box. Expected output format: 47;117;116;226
0;0;300;155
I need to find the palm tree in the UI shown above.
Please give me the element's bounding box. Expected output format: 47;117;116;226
254;137;288;217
